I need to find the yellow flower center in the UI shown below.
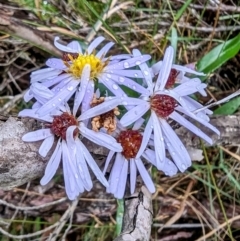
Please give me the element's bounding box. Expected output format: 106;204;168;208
66;53;108;80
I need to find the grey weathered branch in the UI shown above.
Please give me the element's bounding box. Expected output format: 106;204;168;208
113;186;153;241
0;114;240;190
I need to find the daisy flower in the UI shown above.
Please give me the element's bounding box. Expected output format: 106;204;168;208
25;36;151;117
19;102;122;200
103;126;178;199
119;46;220;172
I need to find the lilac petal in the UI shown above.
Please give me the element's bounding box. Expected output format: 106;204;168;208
96;42;114;58
40;139;62;185
79;123;122;152
67;40;82;53
172;64;205;76
130;159;137;194
161;158;178;176
115;159;128;199
23;90;33;102
135;158;155;193
151;61;163;75
160;119;191;172
99;76;127;97
155;46;174;91
73;65;91;116
30;83;55;99
75;139;93;191
132;49;153;92
32;102;41;109
54;36;77;53
182;96;212;121
37;80;78;116
136;116;153;158
109;153;124;193
109;54;131;61
61;141;81;200
151;111;165;169
120;102;150;127
39;135;55;157
175;105;219;134
87;36;105;54
31;67;55;77
79;97;123;121
66;126;78;153
142;149;156;166
132;118;145;130
173;79;207;96
170;111;214;144
50;76;73;94
80;81;94;114
105;73;149;95
105;69;144;78
22;129;52;142
105;55;151;70
103;150;115;174
46;58;67;70
41;74;70;89
18;109;53;122
79;141;108;187
31;69;62;83
62;140;85;193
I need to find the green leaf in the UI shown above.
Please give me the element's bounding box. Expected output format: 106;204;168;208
116;199;124;235
170;27;178;63
197;34;240;74
214;96;240;115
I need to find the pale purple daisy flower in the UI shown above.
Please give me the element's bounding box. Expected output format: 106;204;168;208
103;124;178;199
119;46;219;172
19;103;122;200
26;36;151;117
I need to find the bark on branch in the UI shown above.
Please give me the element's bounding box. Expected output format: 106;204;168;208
113;186;153;241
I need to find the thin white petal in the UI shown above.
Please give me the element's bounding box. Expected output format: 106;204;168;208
161;158;178;176
152;112;165;169
96;42;114;58
78;141;109;187
79;97;122;121
132;49;153;93
115;160;128;199
67;40;82;53
172;64;205;76
160;119;191;171
103;150;115;174
40;139;62;185
37;80;78;116
135;158;155;193
54;36;77;53
136;116;153;158
22;129;52;142
170;111;214;144
75;139;93;191
175;106;219;134
130;159;137;194
109;153;124;193
73;65;91;116
79;123;122;152
39;135;55;157
120;102;150;127
87;36;105;54
155;46;174;91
